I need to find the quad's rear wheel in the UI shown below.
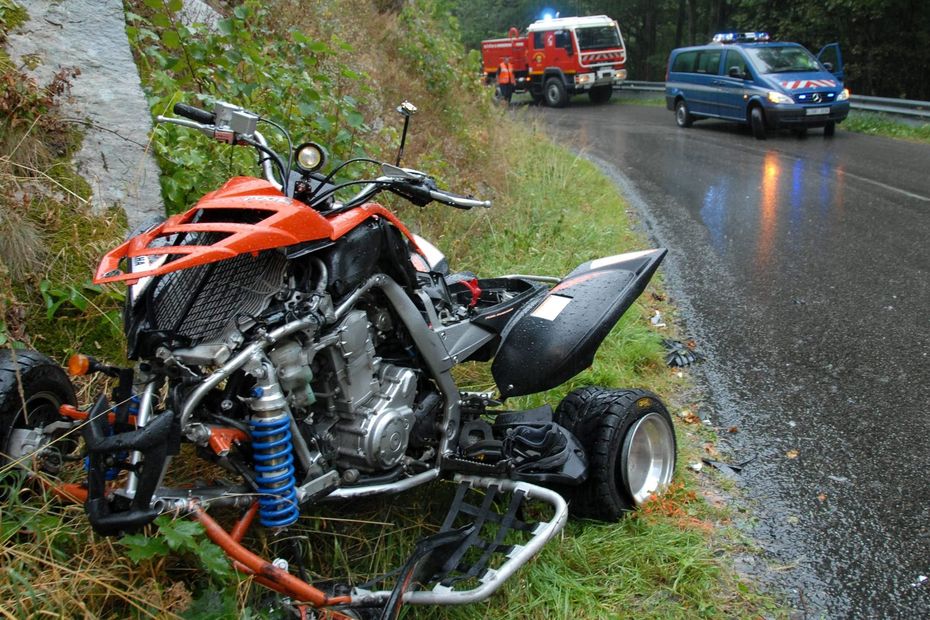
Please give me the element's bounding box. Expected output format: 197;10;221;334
555;387;676;521
824;121;836;137
0;349;77;472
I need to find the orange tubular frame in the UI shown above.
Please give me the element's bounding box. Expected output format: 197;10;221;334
190;502;355;617
41;488;355;615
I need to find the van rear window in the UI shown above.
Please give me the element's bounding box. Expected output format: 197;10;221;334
672;51;697;73
671;49;721;74
696;50;721;74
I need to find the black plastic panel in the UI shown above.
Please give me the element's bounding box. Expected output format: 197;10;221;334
491;249;666;398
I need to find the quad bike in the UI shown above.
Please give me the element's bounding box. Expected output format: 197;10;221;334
0;100;676;618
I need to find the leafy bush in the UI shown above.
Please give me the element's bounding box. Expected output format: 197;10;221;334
127;0;381;213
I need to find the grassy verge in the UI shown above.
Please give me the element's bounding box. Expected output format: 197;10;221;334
613;92;666;107
841;110;930;143
1;0;782;617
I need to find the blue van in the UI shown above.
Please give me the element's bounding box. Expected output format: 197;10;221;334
665;32;849;138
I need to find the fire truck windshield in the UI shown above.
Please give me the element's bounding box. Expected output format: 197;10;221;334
575;26;621;51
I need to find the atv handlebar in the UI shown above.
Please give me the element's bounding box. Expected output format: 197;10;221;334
156;104;283;192
173;102;215;125
428;188;491;210
159;101;490;210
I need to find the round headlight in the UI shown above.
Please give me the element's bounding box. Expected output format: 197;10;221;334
295;142;327;173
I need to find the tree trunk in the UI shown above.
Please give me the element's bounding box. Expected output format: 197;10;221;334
675;0;686;48
644;2;657;80
687;0;697;45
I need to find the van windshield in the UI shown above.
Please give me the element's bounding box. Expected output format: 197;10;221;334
745;45;821;73
575;26;621;50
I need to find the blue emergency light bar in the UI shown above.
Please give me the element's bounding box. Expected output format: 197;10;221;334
712;32;770;43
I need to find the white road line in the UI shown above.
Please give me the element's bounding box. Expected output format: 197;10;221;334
837;169;930;202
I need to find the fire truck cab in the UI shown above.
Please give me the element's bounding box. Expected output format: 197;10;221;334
481;15;627;107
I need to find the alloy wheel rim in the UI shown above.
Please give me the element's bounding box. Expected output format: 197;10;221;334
621;412;675;505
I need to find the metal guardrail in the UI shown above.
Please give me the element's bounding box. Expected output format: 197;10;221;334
618;80;665;92
616;81;930;120
850;94;930;119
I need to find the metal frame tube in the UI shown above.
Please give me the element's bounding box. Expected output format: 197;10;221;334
124;382;157;498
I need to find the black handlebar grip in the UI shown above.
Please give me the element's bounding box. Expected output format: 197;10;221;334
173;103;215;125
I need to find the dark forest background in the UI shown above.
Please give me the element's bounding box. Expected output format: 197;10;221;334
452;0;930;99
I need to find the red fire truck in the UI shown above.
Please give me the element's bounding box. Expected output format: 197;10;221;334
481;15;627;107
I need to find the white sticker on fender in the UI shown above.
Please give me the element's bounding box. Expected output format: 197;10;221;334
531;294;572;321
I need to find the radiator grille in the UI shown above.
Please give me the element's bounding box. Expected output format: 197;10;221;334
149;249;286;344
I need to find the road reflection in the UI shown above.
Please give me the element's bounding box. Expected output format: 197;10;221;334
698;148;846;273
757;151;780;268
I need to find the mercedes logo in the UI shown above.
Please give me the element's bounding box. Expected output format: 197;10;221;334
812;93;822;103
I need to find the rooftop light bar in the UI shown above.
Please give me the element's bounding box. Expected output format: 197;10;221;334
712;31;770;43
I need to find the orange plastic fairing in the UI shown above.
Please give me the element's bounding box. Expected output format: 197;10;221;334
94;177;421;285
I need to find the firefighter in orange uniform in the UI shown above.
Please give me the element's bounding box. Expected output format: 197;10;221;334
498;57;515;104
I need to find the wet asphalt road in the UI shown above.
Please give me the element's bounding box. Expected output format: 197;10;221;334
537;101;930;618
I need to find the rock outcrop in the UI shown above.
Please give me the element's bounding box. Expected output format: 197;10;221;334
7;0;164;229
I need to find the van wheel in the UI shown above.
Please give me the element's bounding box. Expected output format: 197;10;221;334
555;387;677;521
544;78;568;108
824;121;836;137
750;106;767;140
589;85;612;104
675;99;693;128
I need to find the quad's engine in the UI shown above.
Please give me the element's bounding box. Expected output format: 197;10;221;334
269;309;418;474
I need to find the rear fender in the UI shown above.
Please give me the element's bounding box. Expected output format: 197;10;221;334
491;249;666;398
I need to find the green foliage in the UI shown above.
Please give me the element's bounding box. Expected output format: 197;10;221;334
38;279;123;321
181;587;243;620
122;515;247;618
398;2;472;97
122;515;234;583
0;0;26;35
126;0;379;213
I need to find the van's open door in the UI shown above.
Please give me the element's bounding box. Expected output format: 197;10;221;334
817;43;844;81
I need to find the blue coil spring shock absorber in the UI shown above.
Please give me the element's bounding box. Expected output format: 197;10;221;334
249;412;299;527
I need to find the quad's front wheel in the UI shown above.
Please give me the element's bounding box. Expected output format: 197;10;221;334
555;387;676;521
0;349;77;472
